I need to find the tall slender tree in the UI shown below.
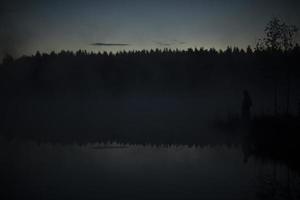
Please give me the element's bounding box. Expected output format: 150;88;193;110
257;18;298;114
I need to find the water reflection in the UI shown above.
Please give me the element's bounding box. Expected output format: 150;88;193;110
2;138;300;200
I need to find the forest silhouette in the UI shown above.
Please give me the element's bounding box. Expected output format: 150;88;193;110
1;46;299;95
1;45;300;139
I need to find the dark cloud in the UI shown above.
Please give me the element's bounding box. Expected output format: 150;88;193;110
154;40;186;46
172;39;186;45
91;43;130;46
154;41;172;46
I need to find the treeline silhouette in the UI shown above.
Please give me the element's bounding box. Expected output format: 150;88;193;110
1;46;299;96
1;46;300;151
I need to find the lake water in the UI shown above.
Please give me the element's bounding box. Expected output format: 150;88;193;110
3;138;300;200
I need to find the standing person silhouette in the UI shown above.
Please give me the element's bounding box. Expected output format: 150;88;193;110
242;90;252;121
298;100;300;117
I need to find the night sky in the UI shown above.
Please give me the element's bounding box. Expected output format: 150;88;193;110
1;0;299;58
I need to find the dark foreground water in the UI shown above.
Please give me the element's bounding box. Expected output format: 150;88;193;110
2;138;300;200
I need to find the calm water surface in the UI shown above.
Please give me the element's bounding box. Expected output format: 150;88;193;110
3;138;300;200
